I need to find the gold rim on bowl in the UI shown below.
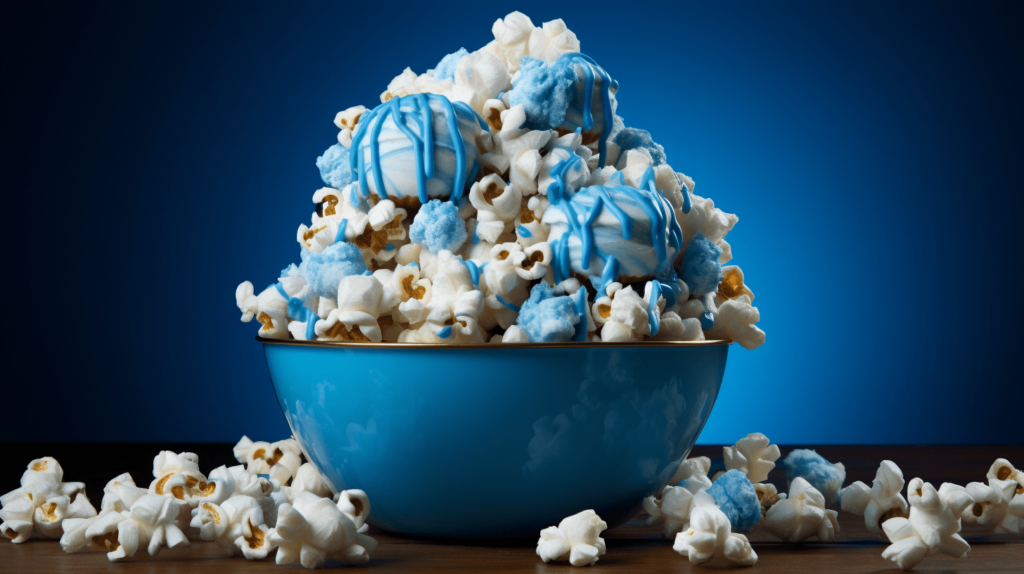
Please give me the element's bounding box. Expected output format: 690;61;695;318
257;335;733;350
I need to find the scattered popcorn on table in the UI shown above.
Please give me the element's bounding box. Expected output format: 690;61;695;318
232;11;765;349
881;478;974;571
190;495;272;559
706;469;761;532
962;479;1022;535
752;483;781;517
536;509;608;567
840;460;909;536
783;449;846;507
673;491;757;567
233;435;304;486
762;477;840;542
1;457;95;543
717;432;780;483
61;473;146;553
669;456;712;488
987;458;1024;492
104;493;190;561
269;491;377;568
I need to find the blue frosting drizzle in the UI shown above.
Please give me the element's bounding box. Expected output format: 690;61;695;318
646;280;662;337
274;283;318;340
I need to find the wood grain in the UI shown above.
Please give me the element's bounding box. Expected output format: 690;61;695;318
2;444;1021;573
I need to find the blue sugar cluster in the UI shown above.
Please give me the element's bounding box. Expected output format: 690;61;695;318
298;242;369;299
409;200;468;254
317;143;354;190
706;469;761;532
280;263;300;278
681;232;723;298
430;48;468;82
516;283;582;343
783;449;847;507
508;56;577;130
612;128;666;166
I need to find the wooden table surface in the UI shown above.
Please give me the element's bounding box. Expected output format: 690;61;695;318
2;444;1022;573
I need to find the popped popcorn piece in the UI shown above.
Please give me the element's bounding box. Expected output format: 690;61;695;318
962;479;1023;535
288;463;333;500
316;275;387;343
536;509;607;567
489;12;580;74
881;478;974;571
270;491;377;568
190;495;272;559
335;489;371;533
753;483;781;517
61;474;146;554
233;436;305;486
987;458;1024;489
783;449;846;507
706;470;761;532
1;457;93;544
720;432;781;483
840;460;909;536
762;477;840;542
673;491;757;567
669;456;712;487
644;482;705;539
451;50;511;116
105;493;190;561
705;294;765;350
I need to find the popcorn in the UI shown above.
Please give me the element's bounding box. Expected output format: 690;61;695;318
643;480;707;538
672;491;758;567
104;493;190;561
962;479;1022;534
269;491;377;568
234;13;766;348
783;449;846;507
706;470;761;532
881;478;973;571
190;495;272;559
762;477;840;542
669;456;712;487
335;489;371;533
1;457;94;544
536;509;607;567
988;458;1024;489
753;483;781;517
840;460;909;536
719;432;781;483
233;435;304;485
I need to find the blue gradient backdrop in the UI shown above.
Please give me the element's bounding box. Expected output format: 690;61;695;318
5;1;1021;444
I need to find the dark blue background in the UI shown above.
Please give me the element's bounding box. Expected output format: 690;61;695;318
5;1;1021;444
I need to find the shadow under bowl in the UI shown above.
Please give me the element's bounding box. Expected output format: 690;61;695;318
260;337;730;538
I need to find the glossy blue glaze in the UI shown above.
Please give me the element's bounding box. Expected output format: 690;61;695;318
261;341;730;538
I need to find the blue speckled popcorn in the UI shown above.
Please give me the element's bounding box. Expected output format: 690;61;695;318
784;449;847;507
508;56;577;129
410;199;468;254
298;241;369;299
429;48;468;82
234;12;765;347
316;143;353;189
612;128;666;166
515;283;581;343
706;469;761;532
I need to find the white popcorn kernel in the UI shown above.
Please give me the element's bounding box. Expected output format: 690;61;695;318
705;295;765;349
337;128;353;148
988;458;1023;488
512;241;551;280
233;436;305;486
2;457;91;543
270;491;377;568
536;509;608;567
106;494;189;561
762;477;839;542
644;485;699;539
673;491;757;567
236;281;259;322
482;98;507;132
190;495;271;559
963;479;1022;535
333;105;367;131
478;152;510;177
840;460;909;536
470;174;522;223
316;275;386;342
720;433;781;483
654;313;705;342
669;456;713;487
753;483;781;516
336;489;371;533
286;464;333;500
452;51;511;116
881;478;973;571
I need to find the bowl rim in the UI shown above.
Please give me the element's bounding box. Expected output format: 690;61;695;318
257;335;732;350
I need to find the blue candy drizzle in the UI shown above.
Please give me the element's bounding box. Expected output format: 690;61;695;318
274;283;319;340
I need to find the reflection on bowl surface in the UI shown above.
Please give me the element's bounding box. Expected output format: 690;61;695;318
260;338;730;538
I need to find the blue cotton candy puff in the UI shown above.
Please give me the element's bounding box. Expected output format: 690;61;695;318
508;56;577;130
280;263;300;278
612;128;666;166
516;282;581;343
783;449;847;507
429;48;468;82
409;199;468;254
706;469;761;532
681;232;723;297
316;143;353;189
298;242;369;299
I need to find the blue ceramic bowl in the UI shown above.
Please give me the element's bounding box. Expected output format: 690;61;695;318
260;337;730;538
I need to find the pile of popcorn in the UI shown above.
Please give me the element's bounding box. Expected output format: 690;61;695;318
1;436;376;569
235;12;765;348
2;434;1020;570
